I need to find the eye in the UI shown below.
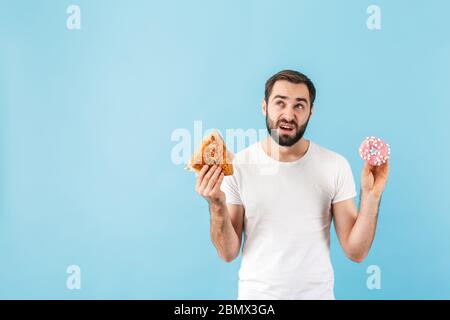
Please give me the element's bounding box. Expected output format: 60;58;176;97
276;100;285;106
295;104;304;109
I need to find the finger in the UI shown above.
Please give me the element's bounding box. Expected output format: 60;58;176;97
362;161;372;176
206;166;222;191
195;165;209;189
212;172;225;192
199;165;217;191
376;161;390;180
374;160;389;178
382;160;389;175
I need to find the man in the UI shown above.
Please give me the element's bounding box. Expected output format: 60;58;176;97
195;70;389;299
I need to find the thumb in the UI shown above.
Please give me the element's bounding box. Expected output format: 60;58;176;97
362;161;372;177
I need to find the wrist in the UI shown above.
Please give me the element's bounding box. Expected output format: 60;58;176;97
359;191;381;217
209;199;226;213
361;189;382;201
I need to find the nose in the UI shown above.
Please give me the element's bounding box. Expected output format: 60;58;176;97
281;107;296;122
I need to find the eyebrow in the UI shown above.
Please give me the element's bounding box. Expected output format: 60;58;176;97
272;95;309;104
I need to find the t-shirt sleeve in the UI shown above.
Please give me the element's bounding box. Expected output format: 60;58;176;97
220;174;243;205
332;156;357;204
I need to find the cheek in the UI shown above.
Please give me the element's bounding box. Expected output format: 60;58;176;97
267;108;281;120
268;113;281;125
298;110;311;121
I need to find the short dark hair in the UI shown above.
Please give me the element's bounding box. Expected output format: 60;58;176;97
264;70;316;106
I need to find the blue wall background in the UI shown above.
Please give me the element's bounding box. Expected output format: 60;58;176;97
0;0;449;299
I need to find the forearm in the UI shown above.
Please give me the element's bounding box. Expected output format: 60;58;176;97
209;202;240;262
346;192;381;262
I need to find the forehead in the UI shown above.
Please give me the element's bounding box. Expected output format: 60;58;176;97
270;80;310;102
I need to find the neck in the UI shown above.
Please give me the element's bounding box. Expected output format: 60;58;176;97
261;136;310;162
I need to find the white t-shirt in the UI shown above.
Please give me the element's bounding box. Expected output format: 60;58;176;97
220;140;357;300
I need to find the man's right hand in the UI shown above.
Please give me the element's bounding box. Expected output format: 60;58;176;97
195;165;226;206
195;164;244;263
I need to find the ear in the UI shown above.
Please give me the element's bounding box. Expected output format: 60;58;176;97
262;99;267;117
310;104;314;116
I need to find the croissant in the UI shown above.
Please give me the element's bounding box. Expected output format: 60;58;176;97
186;131;234;176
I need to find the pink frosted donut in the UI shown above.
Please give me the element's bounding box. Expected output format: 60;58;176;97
359;136;390;166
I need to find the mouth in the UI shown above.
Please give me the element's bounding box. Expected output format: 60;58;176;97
278;123;295;134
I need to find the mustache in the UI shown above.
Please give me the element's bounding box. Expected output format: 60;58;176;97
277;120;297;128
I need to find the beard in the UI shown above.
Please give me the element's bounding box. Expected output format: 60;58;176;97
265;112;311;147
